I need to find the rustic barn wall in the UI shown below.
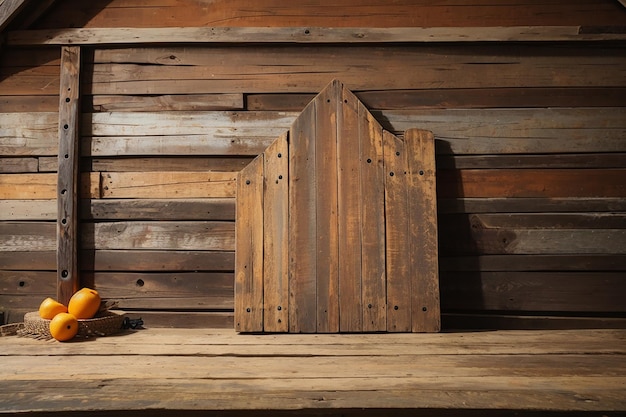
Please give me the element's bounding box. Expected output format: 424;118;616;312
1;0;625;328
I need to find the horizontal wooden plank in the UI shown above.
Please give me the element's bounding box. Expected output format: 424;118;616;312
0;222;55;252
0;95;59;112
0;47;60;67
0;270;56;295
0;250;56;270
0;112;58;156
81;108;626;155
83;221;235;251
439;197;626;214
437;169;626;198
84;198;235;221
0;250;235;272
1;356;625;413
440;272;626;312
89;93;244;112
87;157;253;172
0;199;56;220
0;64;60;95
6;108;622;158
31;0;626;28
442;313;626;331
2;171;622;209
85;135;276;157
88;271;234;310
444;213;626;229
0;172;100;199
9;26;626;46
101;171;237;198
0;221;235;251
248;87;626;110
81;44;626;96
440;255;626;272
438;153;626;169
81;250;235;272
84;110;295;139
0;157;38;173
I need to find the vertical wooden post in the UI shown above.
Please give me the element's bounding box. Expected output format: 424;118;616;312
57;45;81;305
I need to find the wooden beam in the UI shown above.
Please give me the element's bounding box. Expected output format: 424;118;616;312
6;26;626;46
57;45;81;305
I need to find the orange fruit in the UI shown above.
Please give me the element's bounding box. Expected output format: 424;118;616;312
49;312;78;342
68;287;101;319
38;297;68;319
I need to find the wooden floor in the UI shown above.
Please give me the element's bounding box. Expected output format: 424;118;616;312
1;327;625;416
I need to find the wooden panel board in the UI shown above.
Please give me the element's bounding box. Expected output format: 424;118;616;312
383;132;411;332
336;85;362;332
235;156;264;332
359;102;386;332
288;100;317;333
262;133;289;332
314;80;339;333
405;129;440;332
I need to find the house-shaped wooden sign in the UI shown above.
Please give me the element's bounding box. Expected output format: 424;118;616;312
236;80;440;333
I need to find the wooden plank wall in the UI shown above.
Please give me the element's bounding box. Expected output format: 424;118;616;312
1;0;625;329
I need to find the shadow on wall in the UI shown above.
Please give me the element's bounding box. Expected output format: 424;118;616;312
435;139;485;328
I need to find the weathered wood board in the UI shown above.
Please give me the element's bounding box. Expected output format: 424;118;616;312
235;81;440;333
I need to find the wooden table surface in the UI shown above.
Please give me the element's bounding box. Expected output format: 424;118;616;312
1;327;625;416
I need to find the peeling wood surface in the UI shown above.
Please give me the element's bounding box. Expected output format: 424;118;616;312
0;328;625;414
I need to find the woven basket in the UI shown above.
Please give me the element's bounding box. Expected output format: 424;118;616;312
23;310;126;339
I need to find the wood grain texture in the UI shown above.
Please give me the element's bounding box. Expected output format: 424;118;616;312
314;81;339;333
359;102;386;332
0;328;625;414
262;133;289;332
56;45;81;305
235;156;264;332
405;129;440;332
9;26;626;45
383;132;411;332
288;100;317;333
84;45;626;95
336;86;362;332
29;0;626;28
